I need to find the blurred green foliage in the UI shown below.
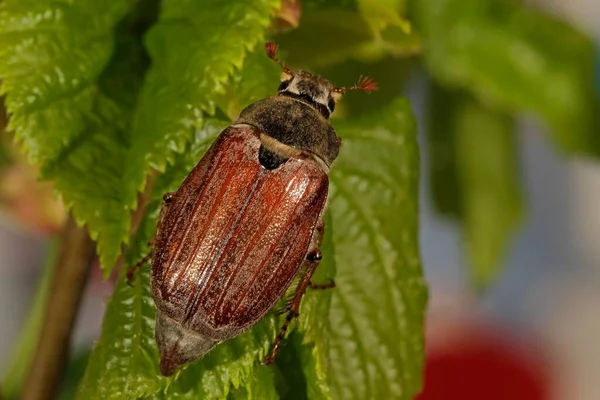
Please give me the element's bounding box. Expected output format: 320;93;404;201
416;0;599;286
428;84;523;288
0;0;597;398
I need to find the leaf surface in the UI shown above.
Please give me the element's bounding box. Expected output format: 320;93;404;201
326;98;427;399
0;0;134;269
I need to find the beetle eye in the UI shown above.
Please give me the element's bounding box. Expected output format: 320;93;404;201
328;98;336;112
278;80;290;92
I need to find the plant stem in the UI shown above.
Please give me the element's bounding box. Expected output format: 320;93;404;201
1;240;58;398
21;215;95;400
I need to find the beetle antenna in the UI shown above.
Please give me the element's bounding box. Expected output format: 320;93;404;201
265;41;293;76
335;75;378;94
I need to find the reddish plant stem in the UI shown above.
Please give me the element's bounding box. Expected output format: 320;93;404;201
21;215;96;400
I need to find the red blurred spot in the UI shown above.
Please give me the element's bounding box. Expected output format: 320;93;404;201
417;331;550;400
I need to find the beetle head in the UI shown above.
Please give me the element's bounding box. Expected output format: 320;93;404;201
265;41;377;120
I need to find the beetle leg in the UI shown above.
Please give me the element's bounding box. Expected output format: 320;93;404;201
309;279;335;290
263;253;322;365
162;192;175;204
305;249;334;289
126;252;152;285
126;191;174;285
263;309;299;365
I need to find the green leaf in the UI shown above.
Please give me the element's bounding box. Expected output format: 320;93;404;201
228;367;279;400
275;7;420;69
294;332;333;400
303;0;359;10
0;0;134;270
428;84;523;288
214;47;281;121
123;0;280;217
416;0;600;155
273;330;327;400
293;212;337;400
457;98;522;288
427;83;463;217
326;98;427;399
304;0;411;34
58;350;91;400
0;0;281;272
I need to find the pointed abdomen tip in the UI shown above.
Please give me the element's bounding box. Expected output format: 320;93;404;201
155;309;219;376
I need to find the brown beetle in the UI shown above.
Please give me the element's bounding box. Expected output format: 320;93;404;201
129;42;377;375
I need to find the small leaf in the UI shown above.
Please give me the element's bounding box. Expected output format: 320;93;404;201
416;0;600;155
430;85;523;288
427;82;463;217
457;98;522;288
327;98;427;399
275;7;419;69
0;0;134;270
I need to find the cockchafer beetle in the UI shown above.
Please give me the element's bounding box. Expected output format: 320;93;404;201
128;42;377;375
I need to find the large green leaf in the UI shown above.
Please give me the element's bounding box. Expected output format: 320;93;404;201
326;98;426;399
0;0;280;272
0;0;133;270
428;84;523;288
122;0;280;224
416;0;599;155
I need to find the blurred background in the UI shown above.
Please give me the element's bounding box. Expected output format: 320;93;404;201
1;0;600;399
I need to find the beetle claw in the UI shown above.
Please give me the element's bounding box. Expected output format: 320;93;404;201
306;249;322;262
126;252;152;285
275;301;292;315
309;279;335;290
261;355;275;366
162;192;175;204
